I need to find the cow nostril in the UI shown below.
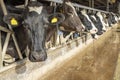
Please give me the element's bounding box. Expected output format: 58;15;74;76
94;29;98;32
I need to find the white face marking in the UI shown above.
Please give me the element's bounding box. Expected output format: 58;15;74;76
81;10;98;34
28;6;43;14
81;23;85;30
114;16;118;22
66;2;78;16
94;34;99;39
91;15;97;21
96;12;106;31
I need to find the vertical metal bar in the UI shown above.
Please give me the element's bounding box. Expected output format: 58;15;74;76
118;2;120;14
1;33;11;62
89;0;92;7
25;0;29;6
11;34;23;59
106;0;109;11
0;0;1;69
0;31;2;69
92;0;94;8
0;0;23;59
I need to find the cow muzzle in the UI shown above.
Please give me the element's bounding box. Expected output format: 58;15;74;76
29;51;47;62
90;28;98;34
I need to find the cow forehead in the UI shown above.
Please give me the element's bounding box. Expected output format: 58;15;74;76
28;6;43;14
65;2;78;16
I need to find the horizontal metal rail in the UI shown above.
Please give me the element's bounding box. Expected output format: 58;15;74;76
45;0;109;13
0;26;13;33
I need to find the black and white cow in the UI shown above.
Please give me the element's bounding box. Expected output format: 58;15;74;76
78;9;98;34
45;0;85;45
111;12;119;23
88;12;103;35
96;12;107;32
106;13;117;27
57;0;85;32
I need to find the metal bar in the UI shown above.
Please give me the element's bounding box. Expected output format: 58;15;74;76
118;3;120;13
25;0;28;7
92;0;94;8
45;0;109;13
11;34;23;59
72;3;109;13
0;26;13;33
0;31;2;69
0;0;23;59
106;0;109;11
89;0;92;7
1;33;11;63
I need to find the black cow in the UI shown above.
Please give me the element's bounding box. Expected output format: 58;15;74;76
0;0;50;62
0;5;28;60
23;1;48;62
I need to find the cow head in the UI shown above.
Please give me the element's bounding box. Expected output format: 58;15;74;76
60;0;85;32
80;9;98;34
22;1;48;62
3;1;65;62
96;12;107;32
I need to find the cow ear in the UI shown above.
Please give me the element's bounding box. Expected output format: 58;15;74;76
3;13;22;27
44;13;65;25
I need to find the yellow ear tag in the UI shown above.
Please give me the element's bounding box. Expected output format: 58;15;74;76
51;17;58;23
10;18;18;26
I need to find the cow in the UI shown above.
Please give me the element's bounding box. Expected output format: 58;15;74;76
0;0;53;62
44;0;85;45
106;13;113;27
96;12;107;32
88;12;104;35
54;0;85;32
78;9;98;34
106;13;117;27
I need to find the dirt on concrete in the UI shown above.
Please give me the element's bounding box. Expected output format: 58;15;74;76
40;26;120;80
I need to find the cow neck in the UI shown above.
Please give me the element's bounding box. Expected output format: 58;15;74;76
65;2;78;16
28;6;43;14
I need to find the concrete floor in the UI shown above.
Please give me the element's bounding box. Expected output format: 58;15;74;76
40;25;120;80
